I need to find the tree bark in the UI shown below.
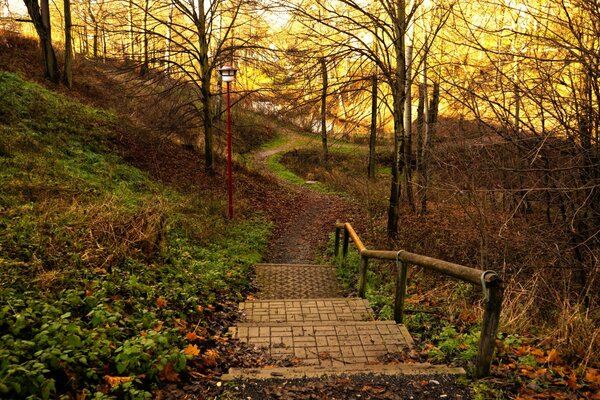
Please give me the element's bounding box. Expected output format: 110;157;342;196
321;56;329;166
403;42;415;210
24;0;60;83
386;0;407;239
194;0;215;174
140;0;150;75
368;74;378;179
63;0;73;88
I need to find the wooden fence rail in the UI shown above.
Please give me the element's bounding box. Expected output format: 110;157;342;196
334;222;503;378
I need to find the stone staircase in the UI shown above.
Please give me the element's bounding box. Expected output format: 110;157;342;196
222;263;464;380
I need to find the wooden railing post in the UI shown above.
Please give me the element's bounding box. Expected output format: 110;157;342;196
358;255;368;298
475;279;503;378
341;229;350;265
334;226;341;258
394;260;408;324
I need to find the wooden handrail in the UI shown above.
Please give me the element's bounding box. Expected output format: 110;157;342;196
334;221;503;378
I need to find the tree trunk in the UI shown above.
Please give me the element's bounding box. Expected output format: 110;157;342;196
194;0;214;174
423;80;439;214
321;56;329;166
93;24;98;58
416;80;427;213
368;74;378;179
24;0;60;83
129;0;135;61
164;0;174;75
140;0;149;75
403;42;415;210
386;0;407;239
63;0;73;88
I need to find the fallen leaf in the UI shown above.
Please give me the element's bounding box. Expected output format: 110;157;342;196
152;322;164;332
156;297;167;308
529;347;544;357
183;344;200;356
158;362;180;382
585;368;600;387
566;373;579;390
212;335;228;343
203;349;219;367
546;349;560;363
103;375;131;387
174;318;187;331
186;331;200;341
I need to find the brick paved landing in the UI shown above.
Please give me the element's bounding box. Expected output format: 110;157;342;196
254;263;344;299
224;263;465;380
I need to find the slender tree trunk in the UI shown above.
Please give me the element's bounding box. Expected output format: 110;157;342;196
403;41;415;210
194;0;214;174
63;0;73;88
422;80;439;215
387;0;407;239
82;25;88;55
368;74;378;179
129;0;135;61
321;56;329;166
140;0;149;75
416;81;426;213
164;0;174;75
93;24;98;58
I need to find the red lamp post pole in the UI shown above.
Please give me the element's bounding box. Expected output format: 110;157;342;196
226;80;233;220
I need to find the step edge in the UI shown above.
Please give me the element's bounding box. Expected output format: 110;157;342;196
221;363;466;381
232;320;405;327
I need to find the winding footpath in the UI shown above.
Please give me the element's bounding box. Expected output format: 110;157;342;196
218;133;470;399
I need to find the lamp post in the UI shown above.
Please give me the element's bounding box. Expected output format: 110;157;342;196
218;64;237;219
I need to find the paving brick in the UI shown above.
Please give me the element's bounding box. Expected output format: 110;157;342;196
231;263;417;372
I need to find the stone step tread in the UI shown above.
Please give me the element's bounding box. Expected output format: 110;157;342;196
255;263;335;267
234;320;400;327
254;263;344;299
240;298;374;323
231;322;414;367
222;363;466;381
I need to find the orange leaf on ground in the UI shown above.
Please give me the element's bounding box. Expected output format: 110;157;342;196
203;349;219;367
546;349;560;363
185;331;200;341
174;318;187;331
158;362;180;382
566;373;579;390
152;321;164;332
529;347;544;357
585;368;600;386
183;344;200;356
156;297;168;308
103;375;132;387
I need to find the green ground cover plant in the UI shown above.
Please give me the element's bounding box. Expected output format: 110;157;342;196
0;72;270;399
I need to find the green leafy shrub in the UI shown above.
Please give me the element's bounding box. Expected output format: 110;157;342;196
0;72;270;398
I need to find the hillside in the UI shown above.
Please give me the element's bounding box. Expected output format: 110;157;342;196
0;70;276;398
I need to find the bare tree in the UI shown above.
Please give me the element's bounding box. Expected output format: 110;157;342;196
23;0;60;82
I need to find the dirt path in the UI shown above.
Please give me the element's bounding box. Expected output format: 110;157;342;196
254;135;358;264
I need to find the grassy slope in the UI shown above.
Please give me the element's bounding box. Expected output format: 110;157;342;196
0;72;270;399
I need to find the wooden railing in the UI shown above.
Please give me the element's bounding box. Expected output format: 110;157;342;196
334;222;503;378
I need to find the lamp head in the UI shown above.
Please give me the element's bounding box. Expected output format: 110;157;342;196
218;64;237;82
